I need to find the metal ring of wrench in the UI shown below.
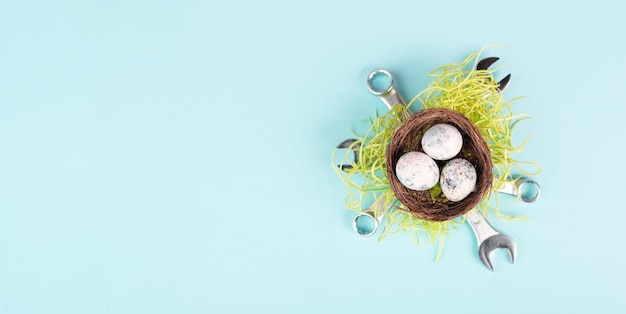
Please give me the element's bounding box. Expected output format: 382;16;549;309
350;70;408;237
497;178;541;203
366;69;407;109
352;196;392;237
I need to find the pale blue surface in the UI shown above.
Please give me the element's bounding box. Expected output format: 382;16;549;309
1;0;625;313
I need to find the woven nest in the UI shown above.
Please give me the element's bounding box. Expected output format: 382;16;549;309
385;108;493;222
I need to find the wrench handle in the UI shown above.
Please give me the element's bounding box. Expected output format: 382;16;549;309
466;209;500;246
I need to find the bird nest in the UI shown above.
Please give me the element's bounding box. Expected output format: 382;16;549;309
386;108;493;222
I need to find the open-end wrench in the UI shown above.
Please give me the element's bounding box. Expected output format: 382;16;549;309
466;209;516;271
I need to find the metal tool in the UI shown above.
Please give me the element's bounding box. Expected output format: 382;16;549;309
467;58;517;270
497;178;541;203
352;195;394;237
466;209;516;271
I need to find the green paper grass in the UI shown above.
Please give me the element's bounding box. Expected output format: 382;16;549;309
332;49;540;259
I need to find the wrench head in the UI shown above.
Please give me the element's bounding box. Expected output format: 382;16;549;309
476;57;511;92
336;139;360;171
478;234;517;271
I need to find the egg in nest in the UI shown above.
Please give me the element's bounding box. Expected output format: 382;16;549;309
395;152;439;191
440;158;477;202
421;123;463;160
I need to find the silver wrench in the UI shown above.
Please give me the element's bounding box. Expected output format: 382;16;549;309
349;69;408;236
466;209;516;271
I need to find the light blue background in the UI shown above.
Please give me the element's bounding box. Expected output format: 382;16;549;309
1;0;625;313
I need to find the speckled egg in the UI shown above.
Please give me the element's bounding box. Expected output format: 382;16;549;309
440;158;477;202
395;152;439;191
421;123;463;160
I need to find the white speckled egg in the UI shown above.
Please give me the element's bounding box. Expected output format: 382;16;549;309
395;152;439;191
440;158;477;202
421;124;463;160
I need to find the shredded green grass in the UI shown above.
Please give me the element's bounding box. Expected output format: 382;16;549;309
332;49;540;259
